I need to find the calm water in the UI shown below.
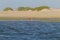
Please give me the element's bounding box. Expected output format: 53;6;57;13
0;21;60;40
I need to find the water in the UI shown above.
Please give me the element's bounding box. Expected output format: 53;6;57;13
0;21;60;40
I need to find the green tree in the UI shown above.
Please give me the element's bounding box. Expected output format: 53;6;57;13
24;7;32;11
4;7;13;11
34;6;50;11
17;7;32;11
17;7;25;11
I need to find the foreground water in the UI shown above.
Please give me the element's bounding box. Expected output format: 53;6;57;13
0;21;60;40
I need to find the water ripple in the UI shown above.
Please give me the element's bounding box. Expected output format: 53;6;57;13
0;21;60;40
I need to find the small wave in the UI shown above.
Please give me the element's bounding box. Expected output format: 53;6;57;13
0;35;16;37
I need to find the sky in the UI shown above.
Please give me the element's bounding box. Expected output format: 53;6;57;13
0;0;60;10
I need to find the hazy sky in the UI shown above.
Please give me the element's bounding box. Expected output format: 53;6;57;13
0;0;60;10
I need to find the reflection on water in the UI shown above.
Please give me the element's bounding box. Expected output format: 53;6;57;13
0;21;60;40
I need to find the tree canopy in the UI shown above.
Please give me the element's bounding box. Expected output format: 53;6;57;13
3;7;13;11
3;6;50;11
17;7;25;11
17;7;32;11
33;6;50;11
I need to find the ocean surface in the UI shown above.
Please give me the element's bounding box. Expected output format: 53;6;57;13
0;21;60;40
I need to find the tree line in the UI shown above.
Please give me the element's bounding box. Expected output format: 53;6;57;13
3;6;50;11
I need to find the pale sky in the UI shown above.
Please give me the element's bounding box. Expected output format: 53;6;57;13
0;0;60;10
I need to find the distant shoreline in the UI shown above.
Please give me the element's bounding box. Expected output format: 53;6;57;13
0;9;60;22
0;17;60;22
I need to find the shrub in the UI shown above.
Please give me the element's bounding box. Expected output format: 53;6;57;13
3;7;13;11
17;7;32;11
17;7;25;11
34;6;50;11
